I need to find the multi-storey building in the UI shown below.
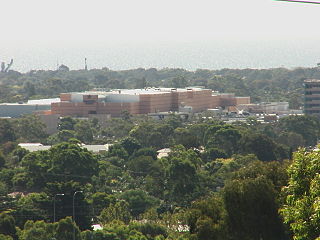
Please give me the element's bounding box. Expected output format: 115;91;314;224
304;80;320;116
50;88;250;117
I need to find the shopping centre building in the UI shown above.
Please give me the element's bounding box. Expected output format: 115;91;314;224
50;88;250;117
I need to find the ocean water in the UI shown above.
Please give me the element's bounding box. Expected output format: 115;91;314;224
1;39;320;72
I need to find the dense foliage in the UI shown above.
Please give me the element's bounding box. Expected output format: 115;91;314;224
0;112;317;239
281;149;320;240
0;66;317;108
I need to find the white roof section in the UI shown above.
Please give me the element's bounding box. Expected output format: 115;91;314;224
18;143;112;153
92;224;103;231
157;148;171;159
82;144;111;153
19;143;43;147
19;144;51;152
27;98;60;105
305;79;320;83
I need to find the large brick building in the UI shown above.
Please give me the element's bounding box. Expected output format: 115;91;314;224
51;88;250;117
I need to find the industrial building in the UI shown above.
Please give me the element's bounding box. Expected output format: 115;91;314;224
304;79;320;116
0;98;60;118
50;88;250;117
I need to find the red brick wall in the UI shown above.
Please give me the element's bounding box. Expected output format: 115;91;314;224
51;102;98;116
139;93;173;114
211;95;221;108
175;89;212;112
52;101;141;117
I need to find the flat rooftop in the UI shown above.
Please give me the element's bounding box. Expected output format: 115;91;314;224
0;98;60;106
27;98;60;105
63;87;208;97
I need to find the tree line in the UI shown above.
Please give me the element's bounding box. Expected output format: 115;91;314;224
0;66;318;108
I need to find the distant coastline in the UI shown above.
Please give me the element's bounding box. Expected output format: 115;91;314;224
1;39;320;73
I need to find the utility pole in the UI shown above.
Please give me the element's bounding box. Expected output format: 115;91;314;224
73;191;83;240
53;193;65;222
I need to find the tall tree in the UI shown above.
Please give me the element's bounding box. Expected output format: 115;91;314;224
0;119;15;144
281;148;320;240
0;213;16;240
224;177;287;240
19;220;55;240
48;142;98;184
187;196;227;240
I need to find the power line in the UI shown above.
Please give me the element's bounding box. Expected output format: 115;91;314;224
275;0;320;4
43;172;92;179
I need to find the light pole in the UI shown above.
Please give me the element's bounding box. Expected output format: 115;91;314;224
73;191;83;240
53;193;64;222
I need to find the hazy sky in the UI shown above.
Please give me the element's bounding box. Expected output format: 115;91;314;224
2;0;320;71
2;0;320;44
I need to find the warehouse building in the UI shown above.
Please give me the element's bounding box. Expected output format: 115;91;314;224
0;98;60;118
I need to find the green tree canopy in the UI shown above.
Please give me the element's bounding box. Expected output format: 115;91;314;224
19;220;55;240
278;115;320;146
186;196;227;240
0;234;12;240
74;120;94;144
0;213;16;240
239;132;289;161
99;200;131;225
48;142;98;183
20;142;98;187
14;115;47;142
120;190;159;218
58;116;77;131
120;137;141;156
223;176;287;240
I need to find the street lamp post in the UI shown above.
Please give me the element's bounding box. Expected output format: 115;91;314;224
73;191;83;240
53;193;64;222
